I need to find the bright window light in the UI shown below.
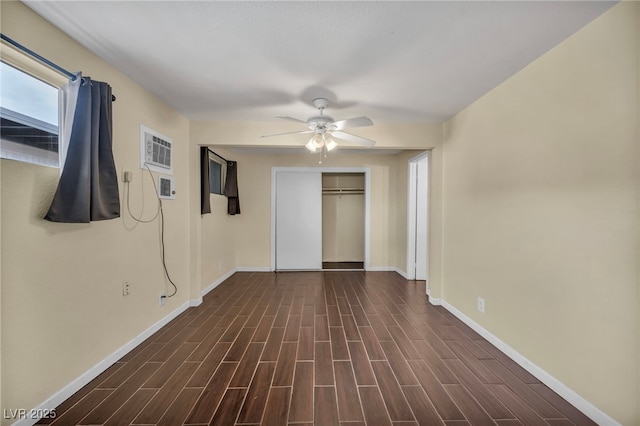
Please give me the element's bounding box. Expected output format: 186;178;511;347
0;61;60;167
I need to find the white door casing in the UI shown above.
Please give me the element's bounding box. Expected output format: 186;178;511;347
415;156;429;280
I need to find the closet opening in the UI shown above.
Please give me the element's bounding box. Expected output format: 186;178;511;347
271;167;370;272
322;172;365;270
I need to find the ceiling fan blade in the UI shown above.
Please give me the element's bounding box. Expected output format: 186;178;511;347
330;130;376;148
276;115;308;124
261;130;313;138
330;116;373;131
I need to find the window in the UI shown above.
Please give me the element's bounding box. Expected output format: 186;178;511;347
0;61;60;167
208;153;226;195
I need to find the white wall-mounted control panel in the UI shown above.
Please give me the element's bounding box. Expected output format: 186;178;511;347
158;175;176;200
140;125;173;175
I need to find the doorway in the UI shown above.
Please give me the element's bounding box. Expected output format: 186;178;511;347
271;167;370;271
322;173;365;270
407;152;429;281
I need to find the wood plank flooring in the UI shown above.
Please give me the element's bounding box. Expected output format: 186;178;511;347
38;272;595;425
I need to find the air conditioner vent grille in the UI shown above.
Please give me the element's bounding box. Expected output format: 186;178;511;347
150;135;171;168
140;125;173;175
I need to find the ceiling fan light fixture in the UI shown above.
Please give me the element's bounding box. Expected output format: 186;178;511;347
264;98;376;153
312;134;324;148
325;136;337;152
305;139;317;152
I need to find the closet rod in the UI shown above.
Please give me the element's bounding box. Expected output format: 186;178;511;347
322;188;364;192
322;190;364;195
322;193;364;195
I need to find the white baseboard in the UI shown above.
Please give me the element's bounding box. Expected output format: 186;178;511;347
200;268;237;298
14;300;192;426
363;267;410;280
394;267;409;279
365;266;396;272
240;266;405;275
428;295;442;305
21;271;614;426
439;299;620;426
235;266;273;272
16;269;248;426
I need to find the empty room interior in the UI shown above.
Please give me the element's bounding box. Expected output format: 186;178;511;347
1;1;639;425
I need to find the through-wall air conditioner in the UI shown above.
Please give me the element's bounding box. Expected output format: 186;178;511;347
140;125;173;175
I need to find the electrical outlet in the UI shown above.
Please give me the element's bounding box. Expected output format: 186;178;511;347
218;260;223;271
159;291;166;306
122;170;132;183
477;297;485;314
123;281;130;296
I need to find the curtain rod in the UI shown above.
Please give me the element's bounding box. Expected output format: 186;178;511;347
208;148;229;163
1;33;116;102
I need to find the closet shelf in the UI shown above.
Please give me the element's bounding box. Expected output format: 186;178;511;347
322;188;364;195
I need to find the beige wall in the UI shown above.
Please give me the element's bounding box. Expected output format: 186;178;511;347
190;120;441;150
191;120;443;277
637;3;640;418
322;193;365;262
442;2;639;424
1;3;192;423
3;1;635;424
197;146;238;292
229;150;401;269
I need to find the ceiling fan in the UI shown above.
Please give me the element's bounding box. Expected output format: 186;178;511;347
261;98;376;160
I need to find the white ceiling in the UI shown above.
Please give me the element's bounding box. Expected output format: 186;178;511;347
25;1;615;124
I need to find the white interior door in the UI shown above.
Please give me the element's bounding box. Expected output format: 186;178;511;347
407;153;429;281
276;171;322;270
415;156;429;280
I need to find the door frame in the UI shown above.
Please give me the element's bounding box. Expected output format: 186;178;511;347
271;167;371;271
406;151;430;281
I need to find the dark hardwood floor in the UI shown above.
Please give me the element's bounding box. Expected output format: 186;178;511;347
39;271;595;425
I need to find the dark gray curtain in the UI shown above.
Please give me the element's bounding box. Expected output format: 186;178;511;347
200;147;211;214
224;161;240;215
45;77;119;223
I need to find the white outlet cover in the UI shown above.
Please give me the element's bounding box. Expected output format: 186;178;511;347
477;297;485;313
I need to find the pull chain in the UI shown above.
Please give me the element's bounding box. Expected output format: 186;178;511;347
318;144;327;164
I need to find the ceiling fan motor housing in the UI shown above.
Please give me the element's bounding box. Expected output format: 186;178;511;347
262;96;375;149
312;97;329;109
307;115;334;127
